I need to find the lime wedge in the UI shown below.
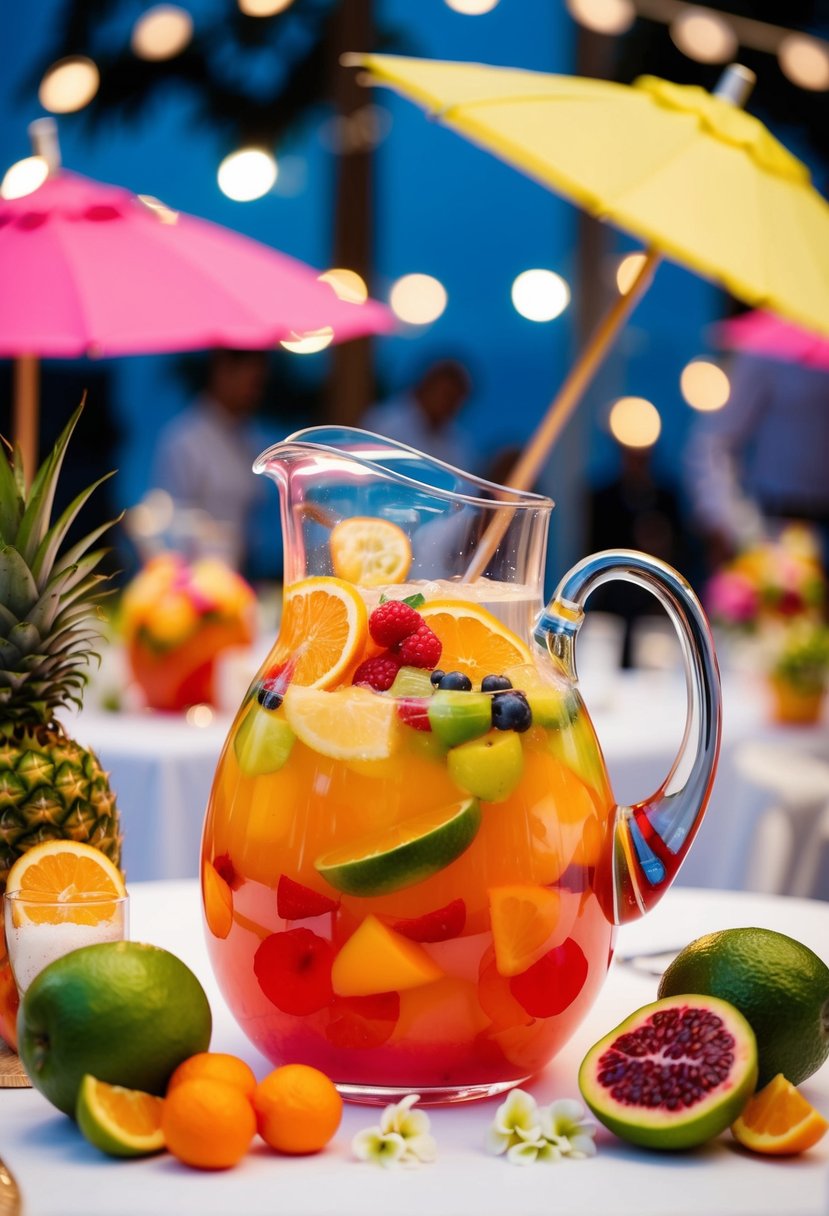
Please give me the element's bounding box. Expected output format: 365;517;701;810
315;797;481;896
76;1074;165;1158
234;704;296;777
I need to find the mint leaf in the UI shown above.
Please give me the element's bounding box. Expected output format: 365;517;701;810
402;593;426;609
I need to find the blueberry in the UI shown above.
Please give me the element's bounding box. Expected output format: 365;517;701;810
438;671;473;692
430;669;446;687
491;690;533;732
481;674;513;693
257;684;284;711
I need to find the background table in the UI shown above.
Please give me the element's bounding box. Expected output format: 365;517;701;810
3;883;828;1216
69;667;829;893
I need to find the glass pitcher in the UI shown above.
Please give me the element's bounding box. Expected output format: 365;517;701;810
201;428;720;1104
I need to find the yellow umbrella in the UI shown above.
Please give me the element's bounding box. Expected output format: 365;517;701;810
347;55;829;568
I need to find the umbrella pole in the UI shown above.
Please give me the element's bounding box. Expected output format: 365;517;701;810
465;246;661;581
13;355;40;487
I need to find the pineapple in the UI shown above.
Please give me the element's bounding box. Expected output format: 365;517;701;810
0;405;122;892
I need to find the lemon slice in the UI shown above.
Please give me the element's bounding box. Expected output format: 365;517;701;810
283;685;399;760
76;1075;165;1158
6;840;126;926
316;797;481;896
330;517;412;587
419;600;531;684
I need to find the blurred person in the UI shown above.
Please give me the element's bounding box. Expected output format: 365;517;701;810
685;354;829;571
152;349;272;577
362;359;478;472
585;443;688;667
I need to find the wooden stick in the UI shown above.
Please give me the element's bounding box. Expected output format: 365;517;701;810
13;355;39;488
464;247;661;581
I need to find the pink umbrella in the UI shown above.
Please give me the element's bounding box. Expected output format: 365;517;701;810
0;140;392;476
716;310;829;371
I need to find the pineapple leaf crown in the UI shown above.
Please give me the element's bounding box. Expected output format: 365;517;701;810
0;402;121;725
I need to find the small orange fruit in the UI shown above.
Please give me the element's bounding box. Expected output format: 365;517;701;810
167;1053;257;1100
252;1064;342;1154
161;1079;256;1170
731;1073;829;1156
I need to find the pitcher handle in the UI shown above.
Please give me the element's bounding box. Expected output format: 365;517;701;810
535;548;721;926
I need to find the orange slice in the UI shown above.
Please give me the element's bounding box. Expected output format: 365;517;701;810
202;860;233;940
6;840;126;926
278;576;367;688
283;685;399;760
419;600;532;684
331;915;443;996
488;884;562;977
76;1075;165;1157
731;1074;829;1155
330;517;412;587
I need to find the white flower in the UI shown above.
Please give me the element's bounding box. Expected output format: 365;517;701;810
352;1095;436;1168
487;1092;597;1165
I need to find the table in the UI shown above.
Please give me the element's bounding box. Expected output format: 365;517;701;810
3;883;828;1216
69;668;829;893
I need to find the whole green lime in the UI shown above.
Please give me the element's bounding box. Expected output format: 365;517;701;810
658;927;829;1087
18;942;212;1116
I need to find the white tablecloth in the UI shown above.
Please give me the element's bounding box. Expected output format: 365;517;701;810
67;669;829;893
3;882;828;1216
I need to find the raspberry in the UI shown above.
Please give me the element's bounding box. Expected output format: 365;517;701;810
396;624;442;669
352;653;401;691
396;697;432;731
369;600;423;647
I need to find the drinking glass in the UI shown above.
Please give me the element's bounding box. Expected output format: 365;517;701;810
4;892;129;996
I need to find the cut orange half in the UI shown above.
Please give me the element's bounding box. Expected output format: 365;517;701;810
419;599;532;684
489;884;562;977
731;1073;829;1156
330;517;412;587
6;841;126;926
277;576;367;689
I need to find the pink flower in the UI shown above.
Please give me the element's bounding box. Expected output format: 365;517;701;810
707;571;759;625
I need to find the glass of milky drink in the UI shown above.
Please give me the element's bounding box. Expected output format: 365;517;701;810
4;891;128;996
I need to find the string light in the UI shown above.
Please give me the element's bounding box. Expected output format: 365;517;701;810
779;34;829;91
608;397;662;447
389;274;447;325
217;149;277;201
238;0;294;15
680;359;731;411
615;252;648;295
566;0;635;36
39;57;100;114
511;270;570;322
318;269;368;304
444;0;500;12
131;6;194;61
670;8;737;63
280;328;334;354
1;157;49;200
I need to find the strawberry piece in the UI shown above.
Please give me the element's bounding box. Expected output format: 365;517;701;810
396;623;442;669
369;600;423;647
277;875;340;920
254;928;334;1015
393;898;466;942
352;653;401;691
212;853;243;891
509;938;589;1018
396;697;432;732
325;992;400;1049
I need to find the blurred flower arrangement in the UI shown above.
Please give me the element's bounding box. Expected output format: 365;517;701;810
706;527;829;723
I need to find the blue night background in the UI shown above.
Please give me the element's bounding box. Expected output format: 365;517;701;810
1;0;827;582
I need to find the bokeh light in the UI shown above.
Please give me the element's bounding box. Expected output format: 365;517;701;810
186;704;215;728
609;397;662;448
1;157;49;200
131;6;194;61
38;57;100;114
511;269;570;322
670;9;737;63
444;0;500;13
680;359;731;412
615;252;648;295
779;34;829;91
238;0;294;14
217;149;277;201
280;327;335;354
566;0;635;36
318;268;368;304
389;274;448;325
